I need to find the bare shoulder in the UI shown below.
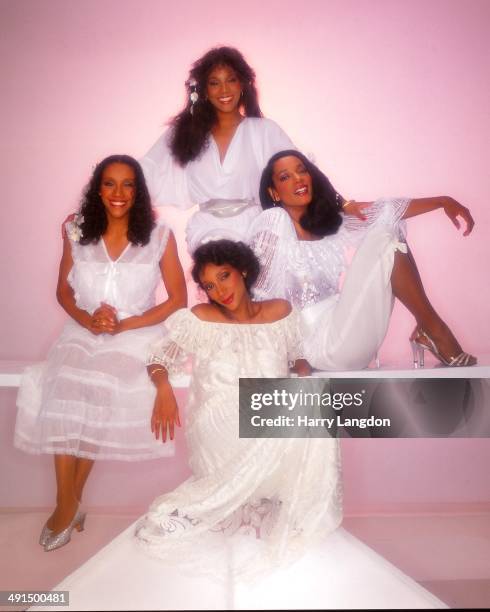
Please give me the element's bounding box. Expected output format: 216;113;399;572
191;302;225;322
259;299;292;323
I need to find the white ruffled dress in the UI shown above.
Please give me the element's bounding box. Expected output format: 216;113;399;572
136;308;342;578
248;199;410;370
14;224;174;461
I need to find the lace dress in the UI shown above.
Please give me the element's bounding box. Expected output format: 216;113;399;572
248;199;410;370
140;118;294;252
136;308;342;578
14;224;174;461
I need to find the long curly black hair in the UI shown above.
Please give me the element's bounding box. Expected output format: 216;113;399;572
78;155;155;246
170;46;262;165
259;150;344;238
191;240;260;295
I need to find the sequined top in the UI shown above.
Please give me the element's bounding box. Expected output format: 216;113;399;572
247;199;410;309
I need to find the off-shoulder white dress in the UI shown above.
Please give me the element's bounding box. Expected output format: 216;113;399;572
36;312;445;609
140;118;294;252
136;308;342;578
248;199;410;370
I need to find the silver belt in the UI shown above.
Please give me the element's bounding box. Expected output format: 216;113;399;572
198;198;256;218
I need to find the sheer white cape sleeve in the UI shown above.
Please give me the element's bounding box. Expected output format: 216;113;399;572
147;309;199;375
342;197;411;244
140;129;193;210
247;208;293;302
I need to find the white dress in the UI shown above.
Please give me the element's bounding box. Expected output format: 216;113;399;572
136;308;342;579
140;117;294;252
247;200;410;370
14;223;174;461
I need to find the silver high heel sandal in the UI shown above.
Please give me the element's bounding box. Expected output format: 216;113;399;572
410;327;477;368
39;523;53;546
44;511;86;552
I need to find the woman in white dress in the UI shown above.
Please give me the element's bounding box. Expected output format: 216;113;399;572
15;155;187;551
136;240;342;579
248;150;476;370
36;241;447;611
140;46;294;253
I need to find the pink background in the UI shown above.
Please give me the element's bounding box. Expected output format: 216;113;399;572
1;0;489;512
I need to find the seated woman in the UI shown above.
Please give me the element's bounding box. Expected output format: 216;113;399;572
248;150;476;370
136;240;342;579
14;155;187;551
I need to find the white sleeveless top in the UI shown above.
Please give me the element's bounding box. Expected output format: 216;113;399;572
68;223;169;318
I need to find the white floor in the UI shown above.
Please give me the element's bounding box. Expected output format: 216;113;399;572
3;510;489;610
31;524;446;611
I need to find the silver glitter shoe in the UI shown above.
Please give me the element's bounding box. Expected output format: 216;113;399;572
39;523;53;546
44;511;86;552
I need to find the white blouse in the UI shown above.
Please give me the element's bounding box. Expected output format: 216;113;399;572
247;199;410;309
140;117;294;209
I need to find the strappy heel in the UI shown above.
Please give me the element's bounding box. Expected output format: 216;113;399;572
410;327;476;368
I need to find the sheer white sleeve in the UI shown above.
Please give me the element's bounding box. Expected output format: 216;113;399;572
342;197;410;243
247;209;293;301
147;309;198;375
140;130;193;210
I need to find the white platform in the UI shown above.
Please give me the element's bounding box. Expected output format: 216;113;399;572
2;359;488;389
31;525;447;611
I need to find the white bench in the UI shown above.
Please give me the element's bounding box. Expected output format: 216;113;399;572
2;359;487;389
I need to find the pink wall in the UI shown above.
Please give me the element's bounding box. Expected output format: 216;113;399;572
1;0;489;510
2;0;489;361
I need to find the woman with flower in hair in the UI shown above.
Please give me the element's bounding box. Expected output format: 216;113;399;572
140;46;294;253
15;155;187;551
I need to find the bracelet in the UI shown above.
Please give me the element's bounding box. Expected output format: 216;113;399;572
149;367;167;379
342;199;352;210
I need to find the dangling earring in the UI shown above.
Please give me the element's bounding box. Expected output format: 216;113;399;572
242;271;247;277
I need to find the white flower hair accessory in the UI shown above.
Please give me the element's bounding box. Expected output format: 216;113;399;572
66;214;84;242
187;78;199;114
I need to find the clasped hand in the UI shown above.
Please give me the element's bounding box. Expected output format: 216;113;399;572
89;302;120;335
